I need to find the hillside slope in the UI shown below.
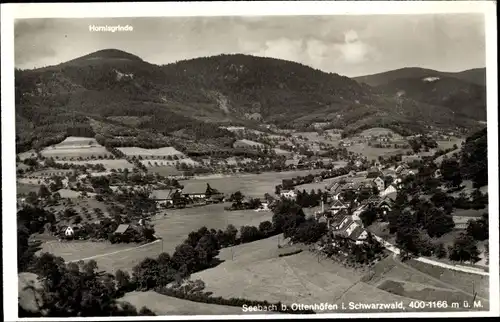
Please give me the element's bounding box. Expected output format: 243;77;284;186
15;50;480;153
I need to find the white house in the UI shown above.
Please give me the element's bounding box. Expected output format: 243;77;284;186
64;226;74;237
373;177;385;193
280;190;297;199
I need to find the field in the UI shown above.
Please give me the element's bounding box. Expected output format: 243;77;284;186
117;146;184;158
40;136;112;159
362;256;488;311
358;128;401;138
17;182;41;195
119;291;247;315
180;169;324;198
293;131;341;145
406;259;489;300
148;166;183;176
347;143;410;161
38;203;274;273
191;236;420;313
273;148;293;156
140;158;199;167
436;138;465;151
55;159;134;170
17;150;37;161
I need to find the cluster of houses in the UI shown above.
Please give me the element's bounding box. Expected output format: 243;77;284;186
316;195;395;245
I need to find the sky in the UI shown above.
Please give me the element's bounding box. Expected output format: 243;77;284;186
14;14;486;77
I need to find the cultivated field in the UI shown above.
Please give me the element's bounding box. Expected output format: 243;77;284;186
191;236;418;313
117;147;184;158
358;128;401;138
55;159;134;170
181;169;324;198
40;136;112;159
362;256;488;311
293;131;341;145
17;182;41;195
119;291;247;315
436;139;465;151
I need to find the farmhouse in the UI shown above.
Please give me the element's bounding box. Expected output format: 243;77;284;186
330;200;349;214
114;224;132;235
150;189;175;206
280;190;297;199
453;216;477;230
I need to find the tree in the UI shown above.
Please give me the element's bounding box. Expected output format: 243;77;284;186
448;233;480;263
440;159;462;188
138;307;156;316
114;269;132;293
240;226;262;243
290;220;327;244
271;199;305;237
258;221;274;236
38;185;51;199
230;191;244;205
359;206;378;227
423;208;455;238
171;244;198;276
434;243;447;259
466;213;488;241
224;224;238;246
132;258;161;290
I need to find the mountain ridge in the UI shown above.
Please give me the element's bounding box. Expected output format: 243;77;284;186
15;49;485;154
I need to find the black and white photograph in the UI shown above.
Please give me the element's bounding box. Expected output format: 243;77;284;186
2;1;498;320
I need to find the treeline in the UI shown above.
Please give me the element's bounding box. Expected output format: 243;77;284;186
460;127;487;188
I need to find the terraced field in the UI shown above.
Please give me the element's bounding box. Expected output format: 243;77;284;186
55;159;134;170
40;136;112;159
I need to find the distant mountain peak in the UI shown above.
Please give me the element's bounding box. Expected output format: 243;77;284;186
68;49;144;63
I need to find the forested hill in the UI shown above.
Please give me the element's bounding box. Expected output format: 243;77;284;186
15;49;481;152
354;67;486;87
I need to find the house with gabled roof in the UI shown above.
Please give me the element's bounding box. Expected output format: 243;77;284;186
330;199;349;214
114;224;131;235
372;176;385;193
